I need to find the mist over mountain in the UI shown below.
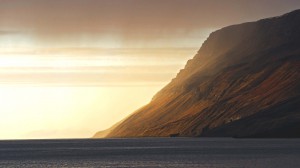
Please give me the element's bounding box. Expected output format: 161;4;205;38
94;10;300;138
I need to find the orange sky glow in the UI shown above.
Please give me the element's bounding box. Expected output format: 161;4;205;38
0;0;299;139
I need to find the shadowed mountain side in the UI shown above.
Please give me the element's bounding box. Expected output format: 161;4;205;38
201;97;300;138
94;9;300;138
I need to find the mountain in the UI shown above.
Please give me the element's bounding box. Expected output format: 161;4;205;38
93;10;300;138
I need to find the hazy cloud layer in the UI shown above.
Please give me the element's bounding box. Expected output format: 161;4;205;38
0;0;299;47
0;48;195;86
0;0;299;85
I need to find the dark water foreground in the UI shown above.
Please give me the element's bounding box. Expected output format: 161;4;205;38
0;138;300;168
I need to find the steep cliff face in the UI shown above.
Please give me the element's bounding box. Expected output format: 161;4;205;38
95;10;300;138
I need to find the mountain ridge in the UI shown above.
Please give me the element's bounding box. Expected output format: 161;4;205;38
93;9;300;138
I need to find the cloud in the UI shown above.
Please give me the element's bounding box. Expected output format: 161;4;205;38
0;0;299;85
0;30;21;35
0;0;299;47
0;68;176;86
0;47;196;86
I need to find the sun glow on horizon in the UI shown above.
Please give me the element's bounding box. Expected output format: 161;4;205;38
0;85;163;139
0;46;200;139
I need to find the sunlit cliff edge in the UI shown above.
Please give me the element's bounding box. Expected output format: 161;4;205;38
93;10;300;138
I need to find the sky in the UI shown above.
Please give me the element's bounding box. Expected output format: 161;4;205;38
0;0;299;139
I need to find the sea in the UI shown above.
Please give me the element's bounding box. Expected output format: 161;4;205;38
0;138;300;168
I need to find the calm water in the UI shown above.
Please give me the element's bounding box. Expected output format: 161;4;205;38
0;138;300;168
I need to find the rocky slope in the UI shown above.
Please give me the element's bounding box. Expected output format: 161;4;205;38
94;10;300;138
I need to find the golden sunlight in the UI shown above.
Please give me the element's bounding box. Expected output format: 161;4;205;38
0;86;162;139
0;47;199;139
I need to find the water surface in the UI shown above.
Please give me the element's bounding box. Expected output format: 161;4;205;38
0;138;300;167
